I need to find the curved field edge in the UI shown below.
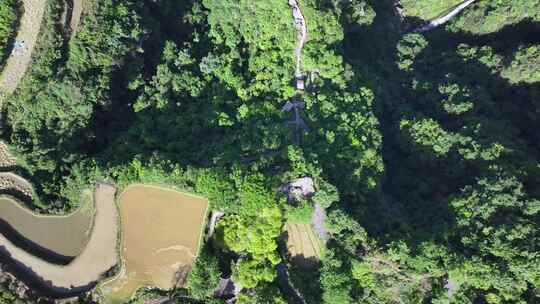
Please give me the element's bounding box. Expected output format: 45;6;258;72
0;193;93;259
0;183;118;295
0;0;46;95
98;183;210;304
0;141;94;212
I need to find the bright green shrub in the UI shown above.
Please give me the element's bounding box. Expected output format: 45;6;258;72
285;200;314;224
401;0;463;20
0;0;18;66
502;45;540;84
449;0;540;34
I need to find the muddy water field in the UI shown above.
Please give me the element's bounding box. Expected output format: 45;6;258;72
101;185;208;304
0;196;92;263
0;183;118;296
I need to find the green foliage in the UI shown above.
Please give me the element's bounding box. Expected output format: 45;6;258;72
2;0;540;303
201;0;296;99
111;159;192;190
449;0;540;34
319;247;354;304
449;169;540;301
233;259;277;290
400;118;458;156
326;209;369;255
0;0;17;66
502;45;540;84
401;0;463;20
220;205;282;263
396;33;428;71
285;200;314;224
0;284;24;304
236;286;287;304
194;168;236;211
351;261;375;290
186;247;222;300
217;177;282;289
5;0;142;209
312;179;339;209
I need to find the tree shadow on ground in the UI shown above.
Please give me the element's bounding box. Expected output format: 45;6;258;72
340;0;540;251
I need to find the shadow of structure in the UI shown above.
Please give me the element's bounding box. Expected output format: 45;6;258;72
339;0;540;252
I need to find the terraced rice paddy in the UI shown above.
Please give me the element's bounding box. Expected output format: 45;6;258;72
0;195;92;261
284;222;323;267
101;185;208;304
0;183;118;294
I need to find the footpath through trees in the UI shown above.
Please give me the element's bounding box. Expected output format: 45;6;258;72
414;0;477;32
0;0;45;96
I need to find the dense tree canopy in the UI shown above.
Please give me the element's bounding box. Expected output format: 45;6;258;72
0;0;17;67
1;0;539;303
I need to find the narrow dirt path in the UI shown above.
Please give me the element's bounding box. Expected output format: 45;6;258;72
415;0;476;32
69;0;84;35
284;0;308;146
0;0;46;95
275;3;312;303
289;0;307;77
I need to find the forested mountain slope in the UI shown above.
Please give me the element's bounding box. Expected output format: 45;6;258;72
0;0;538;303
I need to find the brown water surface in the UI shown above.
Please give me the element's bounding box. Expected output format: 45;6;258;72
0;196;92;259
0;183;118;294
102;185;208;304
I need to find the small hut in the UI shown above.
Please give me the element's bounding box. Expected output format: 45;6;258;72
295;75;305;90
281;177;315;202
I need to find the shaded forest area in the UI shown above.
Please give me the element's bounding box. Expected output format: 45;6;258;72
0;0;539;303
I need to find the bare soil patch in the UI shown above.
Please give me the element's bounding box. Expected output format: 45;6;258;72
0;0;45;95
0;183;118;293
101;185;208;304
284;222;322;267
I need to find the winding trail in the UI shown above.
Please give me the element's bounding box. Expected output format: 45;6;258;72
289;0;307;77
275;3;312;304
415;0;476;33
69;0;85;36
284;0;308;146
0;0;45;95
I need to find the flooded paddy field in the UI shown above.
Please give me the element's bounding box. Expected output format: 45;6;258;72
0;183;118;296
284;222;323;267
101;184;208;304
0;196;92;263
